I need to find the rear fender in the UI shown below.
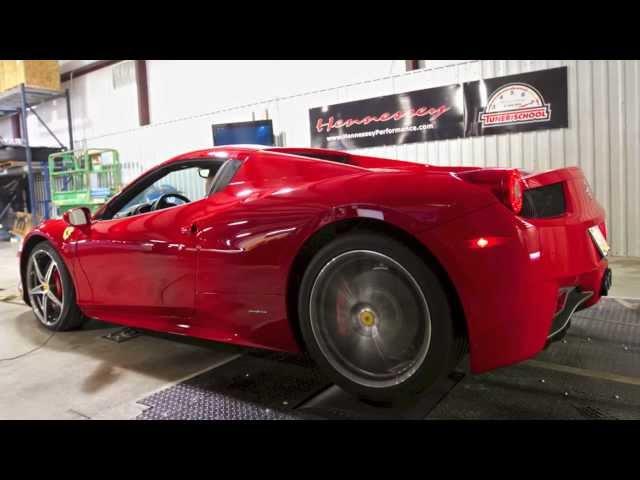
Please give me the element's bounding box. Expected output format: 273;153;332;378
322;169;501;233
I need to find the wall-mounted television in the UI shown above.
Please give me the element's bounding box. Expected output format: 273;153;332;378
212;119;275;146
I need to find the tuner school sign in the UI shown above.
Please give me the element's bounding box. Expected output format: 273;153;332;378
479;84;551;127
464;67;568;137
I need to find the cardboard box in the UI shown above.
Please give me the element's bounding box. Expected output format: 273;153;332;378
0;60;61;92
11;212;33;239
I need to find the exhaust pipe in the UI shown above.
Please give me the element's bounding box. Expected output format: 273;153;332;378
547;287;593;341
601;268;612;296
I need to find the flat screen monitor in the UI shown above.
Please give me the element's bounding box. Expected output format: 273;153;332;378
212;119;275;146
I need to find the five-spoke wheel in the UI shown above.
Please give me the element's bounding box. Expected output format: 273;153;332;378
27;249;65;326
26;242;85;331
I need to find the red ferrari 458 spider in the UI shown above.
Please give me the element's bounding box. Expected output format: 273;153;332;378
18;146;612;402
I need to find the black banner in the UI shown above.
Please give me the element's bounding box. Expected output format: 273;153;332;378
308;67;568;150
464;66;568;137
309;84;464;150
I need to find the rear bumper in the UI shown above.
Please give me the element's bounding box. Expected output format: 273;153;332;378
546;287;594;342
418;202;610;374
546;267;612;344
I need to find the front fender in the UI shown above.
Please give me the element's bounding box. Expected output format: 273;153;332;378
20;220;78;305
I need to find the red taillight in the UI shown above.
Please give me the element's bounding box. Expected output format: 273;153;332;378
503;170;524;215
458;168;525;215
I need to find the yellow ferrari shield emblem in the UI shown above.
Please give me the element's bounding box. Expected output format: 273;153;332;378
63;226;75;241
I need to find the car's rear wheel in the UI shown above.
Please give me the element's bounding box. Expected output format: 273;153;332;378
26;242;86;331
298;232;462;403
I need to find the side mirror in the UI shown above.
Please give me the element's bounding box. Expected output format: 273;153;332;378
63;207;92;227
198;168;213;179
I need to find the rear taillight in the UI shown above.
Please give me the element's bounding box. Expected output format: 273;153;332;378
503;170;524;215
458;168;525;215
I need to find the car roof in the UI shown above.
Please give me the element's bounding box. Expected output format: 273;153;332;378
165;145;350;164
168;145;266;161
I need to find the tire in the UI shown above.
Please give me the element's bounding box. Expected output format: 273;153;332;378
298;232;461;403
25;242;86;331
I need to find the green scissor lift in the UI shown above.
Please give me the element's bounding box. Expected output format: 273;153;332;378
48;148;122;215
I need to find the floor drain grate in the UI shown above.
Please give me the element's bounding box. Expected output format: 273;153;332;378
573;404;617;420
103;328;141;343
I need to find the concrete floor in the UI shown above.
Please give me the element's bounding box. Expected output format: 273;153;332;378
606;256;640;299
0;241;240;419
0;240;638;419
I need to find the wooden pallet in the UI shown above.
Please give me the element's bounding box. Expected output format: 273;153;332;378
9;212;32;239
0;160;26;169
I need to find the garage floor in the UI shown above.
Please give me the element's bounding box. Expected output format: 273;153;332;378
0;241;241;420
1;240;638;420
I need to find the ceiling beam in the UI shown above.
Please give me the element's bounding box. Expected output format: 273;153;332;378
60;60;122;83
405;60;421;71
135;60;150;126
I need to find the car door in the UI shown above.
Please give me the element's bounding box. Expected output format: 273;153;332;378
73;160;222;332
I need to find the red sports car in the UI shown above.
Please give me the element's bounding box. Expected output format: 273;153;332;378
18;146;612;402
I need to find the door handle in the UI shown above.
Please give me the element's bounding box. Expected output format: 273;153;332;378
180;223;198;235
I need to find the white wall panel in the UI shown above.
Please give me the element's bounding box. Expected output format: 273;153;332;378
1;60;638;256
0;118;12;139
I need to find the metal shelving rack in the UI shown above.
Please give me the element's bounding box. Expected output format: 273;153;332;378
0;84;73;219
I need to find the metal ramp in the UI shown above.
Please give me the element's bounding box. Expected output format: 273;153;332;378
136;297;640;420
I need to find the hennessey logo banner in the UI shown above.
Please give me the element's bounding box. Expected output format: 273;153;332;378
314;104;452;133
309;84;465;149
309;67;568;150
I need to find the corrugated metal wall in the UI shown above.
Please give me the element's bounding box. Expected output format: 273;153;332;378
33;173;51;221
81;60;639;257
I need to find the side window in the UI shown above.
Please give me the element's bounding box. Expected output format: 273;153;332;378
208;159;243;195
112;162;222;219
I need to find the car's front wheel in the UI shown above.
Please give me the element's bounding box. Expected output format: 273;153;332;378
298;232;463;403
26;242;86;331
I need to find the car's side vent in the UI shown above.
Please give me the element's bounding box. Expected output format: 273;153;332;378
521;182;566;218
